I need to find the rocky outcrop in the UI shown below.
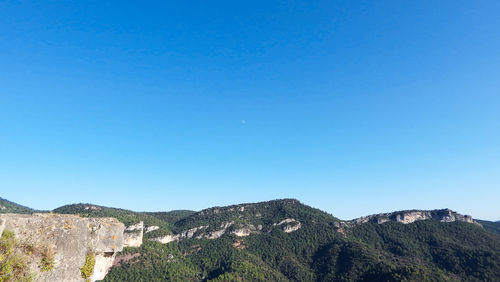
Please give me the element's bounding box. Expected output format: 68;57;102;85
180;225;208;239
196;221;234;240
151;218;302;244
0;213;125;282
151;234;179;244
231;226;256;237
342;209;480;228
123;222;143;248
274;218;302;233
151;226;209;244
198;228;227;239
0;218;5;235
145;226;159;233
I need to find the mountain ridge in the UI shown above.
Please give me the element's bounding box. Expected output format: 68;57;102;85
2;196;500;281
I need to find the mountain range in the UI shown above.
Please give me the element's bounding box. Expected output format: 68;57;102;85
1;197;499;281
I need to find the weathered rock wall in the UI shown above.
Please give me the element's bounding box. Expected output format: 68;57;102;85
0;213;125;282
342;209;480;228
123;221;143;248
151;219;300;244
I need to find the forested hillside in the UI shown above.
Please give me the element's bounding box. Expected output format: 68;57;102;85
0;197;34;214
476;219;500;235
2;197;499;281
101;200;500;281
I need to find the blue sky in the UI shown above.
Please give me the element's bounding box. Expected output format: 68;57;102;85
1;1;499;220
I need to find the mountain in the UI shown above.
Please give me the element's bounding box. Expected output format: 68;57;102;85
2;197;500;281
100;200;499;282
0;197;34;214
476;219;500;235
53;203;173;232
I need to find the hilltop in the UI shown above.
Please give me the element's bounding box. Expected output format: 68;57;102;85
1;197;499;281
0;197;35;214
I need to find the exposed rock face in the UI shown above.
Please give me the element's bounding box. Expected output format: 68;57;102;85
93;253;117;281
180;226;208;239
343;209;480;228
274;218;296;226
283;222;302;233
151;234;179;244
274;218;302;233
145;226;159;233
151;225;209;244
198;228;226;239
151;218;302;244
123;222;143;248
231;226;255;237
0;213;125;282
0;218;5;235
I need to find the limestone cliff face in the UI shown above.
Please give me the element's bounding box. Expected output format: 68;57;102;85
151;218;300;244
0;213;125;282
123;221;143;248
342;209;480;228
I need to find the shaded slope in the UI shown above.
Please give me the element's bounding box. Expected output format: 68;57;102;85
0;197;34;214
476;219;500;235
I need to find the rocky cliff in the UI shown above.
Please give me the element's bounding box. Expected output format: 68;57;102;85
123;221;143;248
341;208;480;228
0;213;126;282
151;218;301;245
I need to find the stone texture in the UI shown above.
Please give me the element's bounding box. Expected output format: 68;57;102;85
197;228;226;239
151;234;179;244
274;218;302;233
151;226;209;244
342;209;481;228
123;222;143;248
145;226;159;233
92;253;116;281
231;225;259;237
0;218;5;236
282;222;302;233
0;213;125;282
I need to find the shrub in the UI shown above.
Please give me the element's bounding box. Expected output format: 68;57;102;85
39;245;55;272
80;252;96;281
0;230;33;282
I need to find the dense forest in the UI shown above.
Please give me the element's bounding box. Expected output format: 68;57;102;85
62;199;498;282
2;197;500;281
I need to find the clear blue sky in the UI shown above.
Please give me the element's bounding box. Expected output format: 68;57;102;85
1;1;499;220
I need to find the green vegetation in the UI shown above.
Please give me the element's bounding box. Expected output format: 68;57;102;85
80;253;95;281
3;197;498;281
53;203;173;237
0;198;33;214
145;210;196;228
39;246;55;272
0;230;33;282
102;199;500;282
477;219;500;235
